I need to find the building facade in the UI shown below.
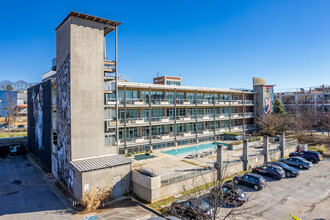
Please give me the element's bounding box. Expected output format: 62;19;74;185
28;12;272;202
275;85;330;115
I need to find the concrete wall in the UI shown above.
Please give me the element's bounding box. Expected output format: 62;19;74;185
70;17;115;159
74;164;132;201
132;144;297;203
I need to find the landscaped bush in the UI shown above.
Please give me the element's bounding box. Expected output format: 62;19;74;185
228;140;243;146
224;132;240;136
316;145;325;155
248;136;261;142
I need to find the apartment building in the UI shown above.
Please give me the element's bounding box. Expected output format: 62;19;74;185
27;11;271;202
275;85;330;115
104;78;258;155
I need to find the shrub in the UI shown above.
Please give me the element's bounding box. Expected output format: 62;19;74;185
316;145;326;155
224;132;240;136
228;140;243;146
81;186;112;211
248;136;261;142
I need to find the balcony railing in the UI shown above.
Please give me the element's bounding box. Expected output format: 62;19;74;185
245;124;257;130
244;100;255;105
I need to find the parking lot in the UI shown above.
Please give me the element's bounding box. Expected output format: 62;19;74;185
218;158;330;219
0;155;157;220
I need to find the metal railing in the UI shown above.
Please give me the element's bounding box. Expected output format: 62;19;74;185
160;163;215;186
286;139;298;148
244;100;255;104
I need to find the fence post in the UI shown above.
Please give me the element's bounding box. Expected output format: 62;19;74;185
263;136;269;162
243;140;249;171
216;144;223;180
280;133;286;158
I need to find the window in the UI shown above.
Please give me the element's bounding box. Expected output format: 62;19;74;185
152;108;164;118
176;108;186;116
187;93;195;100
176;92;185;100
152;125;164;135
118;109;138;119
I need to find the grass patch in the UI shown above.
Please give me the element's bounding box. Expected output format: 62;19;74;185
224;132;240;136
180;160;201;166
0;132;27;138
228;140;243;146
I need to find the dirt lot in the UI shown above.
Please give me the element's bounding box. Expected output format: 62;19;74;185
217;158;330;219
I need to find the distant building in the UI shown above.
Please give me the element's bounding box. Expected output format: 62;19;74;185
153;76;181;86
275;85;330;115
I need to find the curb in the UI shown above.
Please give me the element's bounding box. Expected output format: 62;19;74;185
130;196;163;217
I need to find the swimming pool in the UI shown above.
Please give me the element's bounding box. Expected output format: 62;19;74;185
161;142;228;156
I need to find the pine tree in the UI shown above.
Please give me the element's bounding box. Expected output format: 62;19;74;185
273;98;287;116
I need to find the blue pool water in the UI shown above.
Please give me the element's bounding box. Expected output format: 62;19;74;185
162;142;228;156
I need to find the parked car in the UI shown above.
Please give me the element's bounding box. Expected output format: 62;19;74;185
279;157;313;169
233;173;267;190
3;123;9;128
171;198;214;219
289;151;322;163
210;180;248;206
252;164;285;180
265;161;300;177
17;125;25;129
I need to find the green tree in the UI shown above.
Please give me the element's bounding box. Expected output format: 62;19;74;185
6;84;13;91
273;98;287;116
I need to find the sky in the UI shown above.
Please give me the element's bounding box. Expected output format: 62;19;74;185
0;0;329;91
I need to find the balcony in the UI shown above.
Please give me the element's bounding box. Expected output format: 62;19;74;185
244;112;256;117
121;137;150;146
245;124;257;130
244;100;255;105
104;60;116;73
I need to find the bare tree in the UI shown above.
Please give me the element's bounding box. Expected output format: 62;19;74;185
167;155;257;220
0;80;13;91
257;114;289;137
324;113;330;137
13;80;30;91
3;93;17;126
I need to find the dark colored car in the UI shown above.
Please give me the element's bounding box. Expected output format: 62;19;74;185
252;164;285;180
265;161;300;177
210;181;248;206
17;125;25;129
171;198;214;219
233;173;267;190
3;123;9;128
279;157;313;169
289;151;322;163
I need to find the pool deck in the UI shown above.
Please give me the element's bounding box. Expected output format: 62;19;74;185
131;141;269;176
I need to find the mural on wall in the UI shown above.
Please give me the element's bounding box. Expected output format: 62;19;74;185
263;86;274;114
31;85;44;151
56;53;74;190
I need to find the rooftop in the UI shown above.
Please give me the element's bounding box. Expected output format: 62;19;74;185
118;81;255;94
56;11;121;35
71;154;132;172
